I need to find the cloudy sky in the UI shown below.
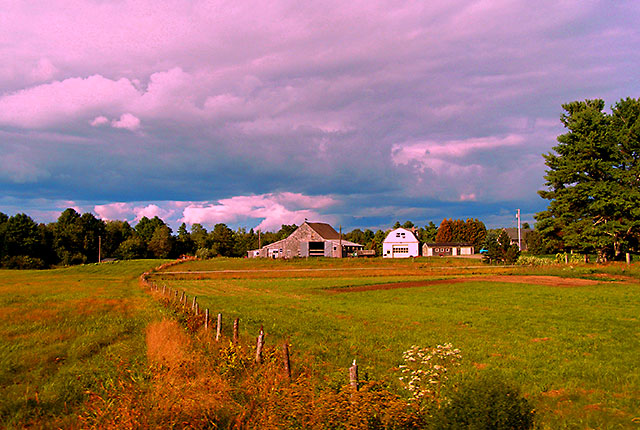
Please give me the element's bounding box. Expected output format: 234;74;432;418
1;1;638;232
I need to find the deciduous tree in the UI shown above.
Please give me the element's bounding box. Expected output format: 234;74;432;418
435;219;453;242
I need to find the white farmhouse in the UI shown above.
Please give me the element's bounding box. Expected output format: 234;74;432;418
383;228;420;258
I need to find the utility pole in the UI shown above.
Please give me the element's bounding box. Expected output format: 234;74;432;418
516;209;521;250
258;229;261;249
339;225;343;258
98;236;102;263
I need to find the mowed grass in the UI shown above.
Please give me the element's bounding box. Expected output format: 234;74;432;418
152;257;640;429
0;260;163;428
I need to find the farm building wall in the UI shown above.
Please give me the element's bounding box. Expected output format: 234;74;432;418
423;243;474;257
382;228;420;258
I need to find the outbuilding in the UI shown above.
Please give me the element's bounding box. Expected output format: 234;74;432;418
383;228;420;258
423;242;474;257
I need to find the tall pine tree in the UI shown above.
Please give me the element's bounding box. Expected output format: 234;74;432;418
536;98;640;260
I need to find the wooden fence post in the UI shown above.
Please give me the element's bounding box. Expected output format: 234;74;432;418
216;313;222;341
192;296;197;311
162;284;166;295
282;342;292;380
233;318;239;345
195;302;199;316
626;252;631;265
349;359;359;391
255;326;265;364
205;308;209;330
180;291;185;304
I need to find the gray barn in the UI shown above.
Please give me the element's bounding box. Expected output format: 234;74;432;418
249;222;364;258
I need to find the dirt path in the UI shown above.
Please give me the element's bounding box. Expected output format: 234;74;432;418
326;275;607;292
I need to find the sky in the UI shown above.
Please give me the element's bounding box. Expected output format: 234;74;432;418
1;0;638;232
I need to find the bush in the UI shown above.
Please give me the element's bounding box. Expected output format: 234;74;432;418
555;252;585;264
432;375;534;430
1;255;47;269
516;255;554;266
195;247;214;259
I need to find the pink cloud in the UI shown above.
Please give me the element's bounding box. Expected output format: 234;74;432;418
90;116;109;127
0;75;139;128
94;202;135;221
392;135;524;166
272;192;338;210
134;204;174;221
94;202;174;222
29;58;58;82
180;192;338;231
111;113;141;131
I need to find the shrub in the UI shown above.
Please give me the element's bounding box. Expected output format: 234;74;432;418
432;375;534;430
516;255;554;266
1;255;47;269
195;247;214;259
555;252;585;263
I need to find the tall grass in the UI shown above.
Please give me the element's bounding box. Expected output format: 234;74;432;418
0;260;164;428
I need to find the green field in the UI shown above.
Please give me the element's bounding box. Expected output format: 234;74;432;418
1;257;639;428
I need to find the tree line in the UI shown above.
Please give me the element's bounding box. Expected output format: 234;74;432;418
0;209;488;269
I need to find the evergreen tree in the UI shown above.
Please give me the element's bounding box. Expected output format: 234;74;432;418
484;230;520;264
536;98;640;260
421;221;438;242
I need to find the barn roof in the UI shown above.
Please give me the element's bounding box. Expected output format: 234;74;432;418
307;222;340;239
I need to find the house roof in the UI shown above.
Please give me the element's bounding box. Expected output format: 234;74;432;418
307;222;341;239
383;228;418;244
503;228;533;241
424;242;474;247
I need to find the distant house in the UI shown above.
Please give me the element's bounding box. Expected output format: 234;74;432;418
248;221;364;258
383;228;420;258
423;242;474;257
503;228;533;251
